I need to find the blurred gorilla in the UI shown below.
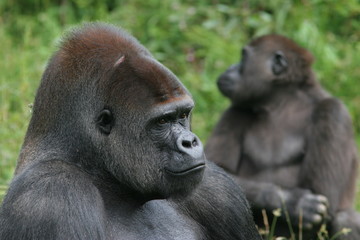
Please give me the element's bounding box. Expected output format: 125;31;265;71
0;23;261;240
205;34;360;239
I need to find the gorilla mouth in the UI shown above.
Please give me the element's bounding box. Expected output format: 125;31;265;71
165;163;205;176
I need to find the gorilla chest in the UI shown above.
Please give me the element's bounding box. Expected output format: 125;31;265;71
242;112;307;169
106;200;203;240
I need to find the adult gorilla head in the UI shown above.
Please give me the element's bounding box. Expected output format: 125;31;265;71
17;23;205;200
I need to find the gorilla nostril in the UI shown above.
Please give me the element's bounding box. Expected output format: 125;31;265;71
182;140;192;148
177;134;203;158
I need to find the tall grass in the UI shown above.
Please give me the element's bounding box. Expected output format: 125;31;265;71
1;0;360;207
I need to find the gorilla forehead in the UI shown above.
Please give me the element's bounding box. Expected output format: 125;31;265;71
248;34;314;65
126;54;188;102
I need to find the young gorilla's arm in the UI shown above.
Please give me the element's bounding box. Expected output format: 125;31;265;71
177;161;262;240
0;160;106;240
300;98;358;216
205;108;249;171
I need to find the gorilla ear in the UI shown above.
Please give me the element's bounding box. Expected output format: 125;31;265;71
96;109;114;135
272;51;288;75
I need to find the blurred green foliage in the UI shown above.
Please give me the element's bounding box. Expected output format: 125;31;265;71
1;0;360;208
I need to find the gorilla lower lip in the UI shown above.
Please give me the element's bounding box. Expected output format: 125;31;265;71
166;163;205;176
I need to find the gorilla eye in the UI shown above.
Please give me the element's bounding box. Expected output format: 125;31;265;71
96;109;114;135
180;113;187;119
272;51;288;75
158;118;167;124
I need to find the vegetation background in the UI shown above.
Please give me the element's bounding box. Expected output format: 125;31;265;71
0;0;359;214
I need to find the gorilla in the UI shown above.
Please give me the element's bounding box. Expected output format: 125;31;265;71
0;23;261;240
205;34;360;239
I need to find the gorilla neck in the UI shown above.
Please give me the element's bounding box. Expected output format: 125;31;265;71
17;127;96;174
233;84;315;112
91;172;179;207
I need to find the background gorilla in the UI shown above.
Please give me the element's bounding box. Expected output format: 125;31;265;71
205;34;360;239
0;23;261;240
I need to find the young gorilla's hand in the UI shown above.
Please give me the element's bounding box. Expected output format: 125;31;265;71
284;189;329;229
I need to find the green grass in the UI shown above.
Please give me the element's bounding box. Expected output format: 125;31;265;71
1;0;360;210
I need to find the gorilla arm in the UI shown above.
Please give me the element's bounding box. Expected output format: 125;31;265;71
299;98;358;216
176;161;261;240
0;160;106;240
205;108;250;171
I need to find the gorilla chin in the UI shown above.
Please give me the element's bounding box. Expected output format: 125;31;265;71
162;164;206;200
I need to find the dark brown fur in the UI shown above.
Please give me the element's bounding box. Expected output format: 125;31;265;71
0;23;261;240
206;34;360;239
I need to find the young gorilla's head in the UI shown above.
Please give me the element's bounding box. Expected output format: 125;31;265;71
217;34;315;107
21;23;206;200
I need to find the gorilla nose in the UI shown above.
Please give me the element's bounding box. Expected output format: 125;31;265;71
177;133;203;159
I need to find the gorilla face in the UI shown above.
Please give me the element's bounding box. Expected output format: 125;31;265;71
217;37;293;107
145;96;206;198
94;53;206;200
217;47;282;106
